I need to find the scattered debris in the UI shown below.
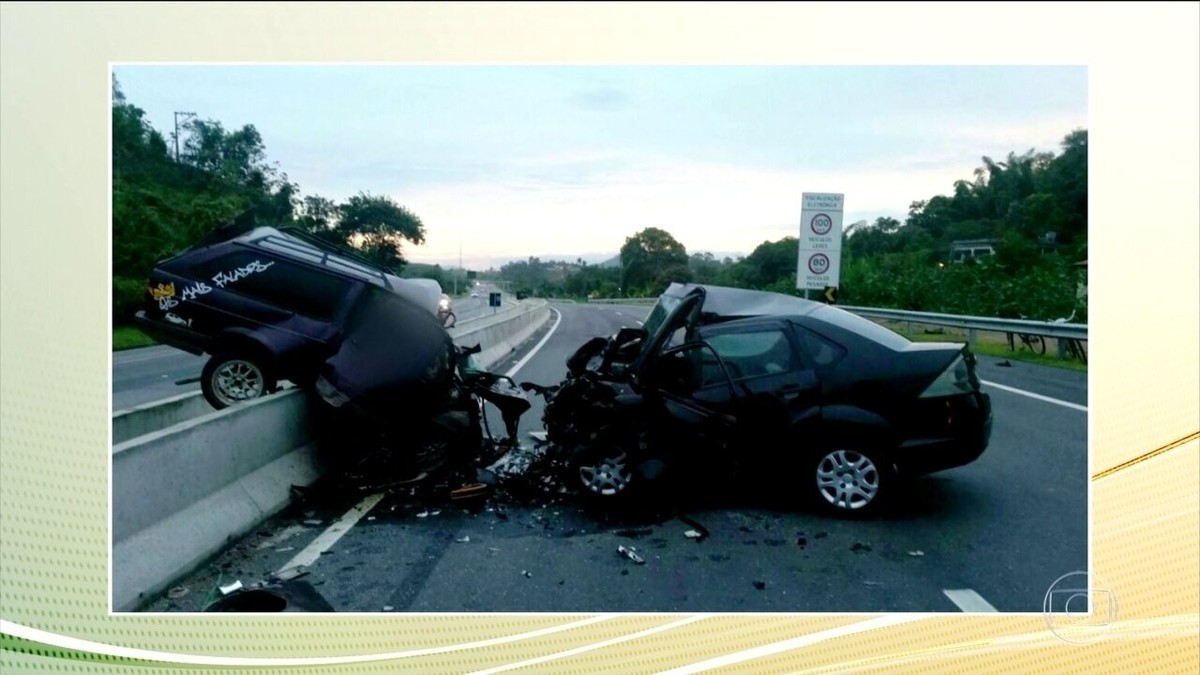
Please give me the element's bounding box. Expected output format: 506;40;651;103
908;550;925;557
276;546;294;553
366;516;376;521
753;581;766;590
850;542;873;554
528;431;548;442
450;482;489;502
796;534;807;548
205;578;335;612
997;360;1013;367
678;514;710;541
456;536;471;543
274;567;307;582
167;586;189;599
303;519;323;526
521;570;532;578
864;580;884;586
383;605;394;611
617;545;646;565
218;580;244;595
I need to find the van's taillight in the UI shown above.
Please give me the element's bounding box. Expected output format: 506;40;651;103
919;354;973;398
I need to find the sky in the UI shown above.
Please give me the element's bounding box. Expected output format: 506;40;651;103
112;65;1087;270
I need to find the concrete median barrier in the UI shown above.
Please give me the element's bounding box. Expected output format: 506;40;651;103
111;299;551;611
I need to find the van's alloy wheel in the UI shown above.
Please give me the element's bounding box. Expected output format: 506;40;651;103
202;355;274;409
815;449;882;511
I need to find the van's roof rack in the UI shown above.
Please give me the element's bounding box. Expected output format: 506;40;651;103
244;226;396;290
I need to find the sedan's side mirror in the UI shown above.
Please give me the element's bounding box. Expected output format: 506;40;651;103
608;326;648;361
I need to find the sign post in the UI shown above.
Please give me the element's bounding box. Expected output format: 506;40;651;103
797;192;844;300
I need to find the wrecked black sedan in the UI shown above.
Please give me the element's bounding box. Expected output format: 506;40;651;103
536;283;993;516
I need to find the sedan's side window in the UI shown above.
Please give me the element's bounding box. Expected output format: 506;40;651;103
797;327;846;368
702;329;798;383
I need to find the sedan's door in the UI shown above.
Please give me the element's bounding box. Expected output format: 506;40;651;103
694;321;823;462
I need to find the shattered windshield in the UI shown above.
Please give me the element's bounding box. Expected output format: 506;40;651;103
641;295;680;336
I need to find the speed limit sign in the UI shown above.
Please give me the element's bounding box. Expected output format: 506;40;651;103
807;252;830;275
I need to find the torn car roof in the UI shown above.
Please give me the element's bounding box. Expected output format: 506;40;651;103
661;283;824;321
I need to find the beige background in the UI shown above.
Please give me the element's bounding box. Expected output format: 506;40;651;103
1;2;1197;672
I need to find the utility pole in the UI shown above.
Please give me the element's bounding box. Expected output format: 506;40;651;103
174;112;196;163
455;243;461;296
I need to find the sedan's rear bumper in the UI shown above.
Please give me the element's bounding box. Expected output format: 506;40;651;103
895;392;992;476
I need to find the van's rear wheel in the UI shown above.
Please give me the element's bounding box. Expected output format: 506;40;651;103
201;354;275;409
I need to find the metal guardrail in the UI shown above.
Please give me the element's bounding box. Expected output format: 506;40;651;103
586;298;658;306
583;296;1087;342
838;305;1087;341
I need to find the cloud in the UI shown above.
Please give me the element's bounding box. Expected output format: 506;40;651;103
569;87;630;112
396;154;998;266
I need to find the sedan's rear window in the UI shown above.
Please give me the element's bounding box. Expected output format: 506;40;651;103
809;305;911;350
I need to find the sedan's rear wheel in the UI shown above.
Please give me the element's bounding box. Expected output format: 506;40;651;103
813;448;889;515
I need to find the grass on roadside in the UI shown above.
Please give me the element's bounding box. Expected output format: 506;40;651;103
113;326;157;350
878;320;1087;373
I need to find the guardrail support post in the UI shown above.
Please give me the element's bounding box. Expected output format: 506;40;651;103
967;328;977;345
1057;338;1068;360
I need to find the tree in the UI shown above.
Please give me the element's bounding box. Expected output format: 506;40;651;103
689;251;724;283
336;192;426;271
296;195;342;244
619;227;688;296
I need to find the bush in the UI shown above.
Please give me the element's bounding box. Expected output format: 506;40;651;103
113;276;146;324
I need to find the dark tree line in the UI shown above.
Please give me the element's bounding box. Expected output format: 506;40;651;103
112;77;426;323
496;129;1088;321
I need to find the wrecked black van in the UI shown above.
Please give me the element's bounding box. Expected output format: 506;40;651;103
135;216;445;410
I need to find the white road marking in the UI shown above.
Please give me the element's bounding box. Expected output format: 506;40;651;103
943;588;999;612
277;492;385;574
504;307;562;378
980;379;1087;412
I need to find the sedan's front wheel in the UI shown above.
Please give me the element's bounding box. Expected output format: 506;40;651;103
812;447;891;516
566;443;641;509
